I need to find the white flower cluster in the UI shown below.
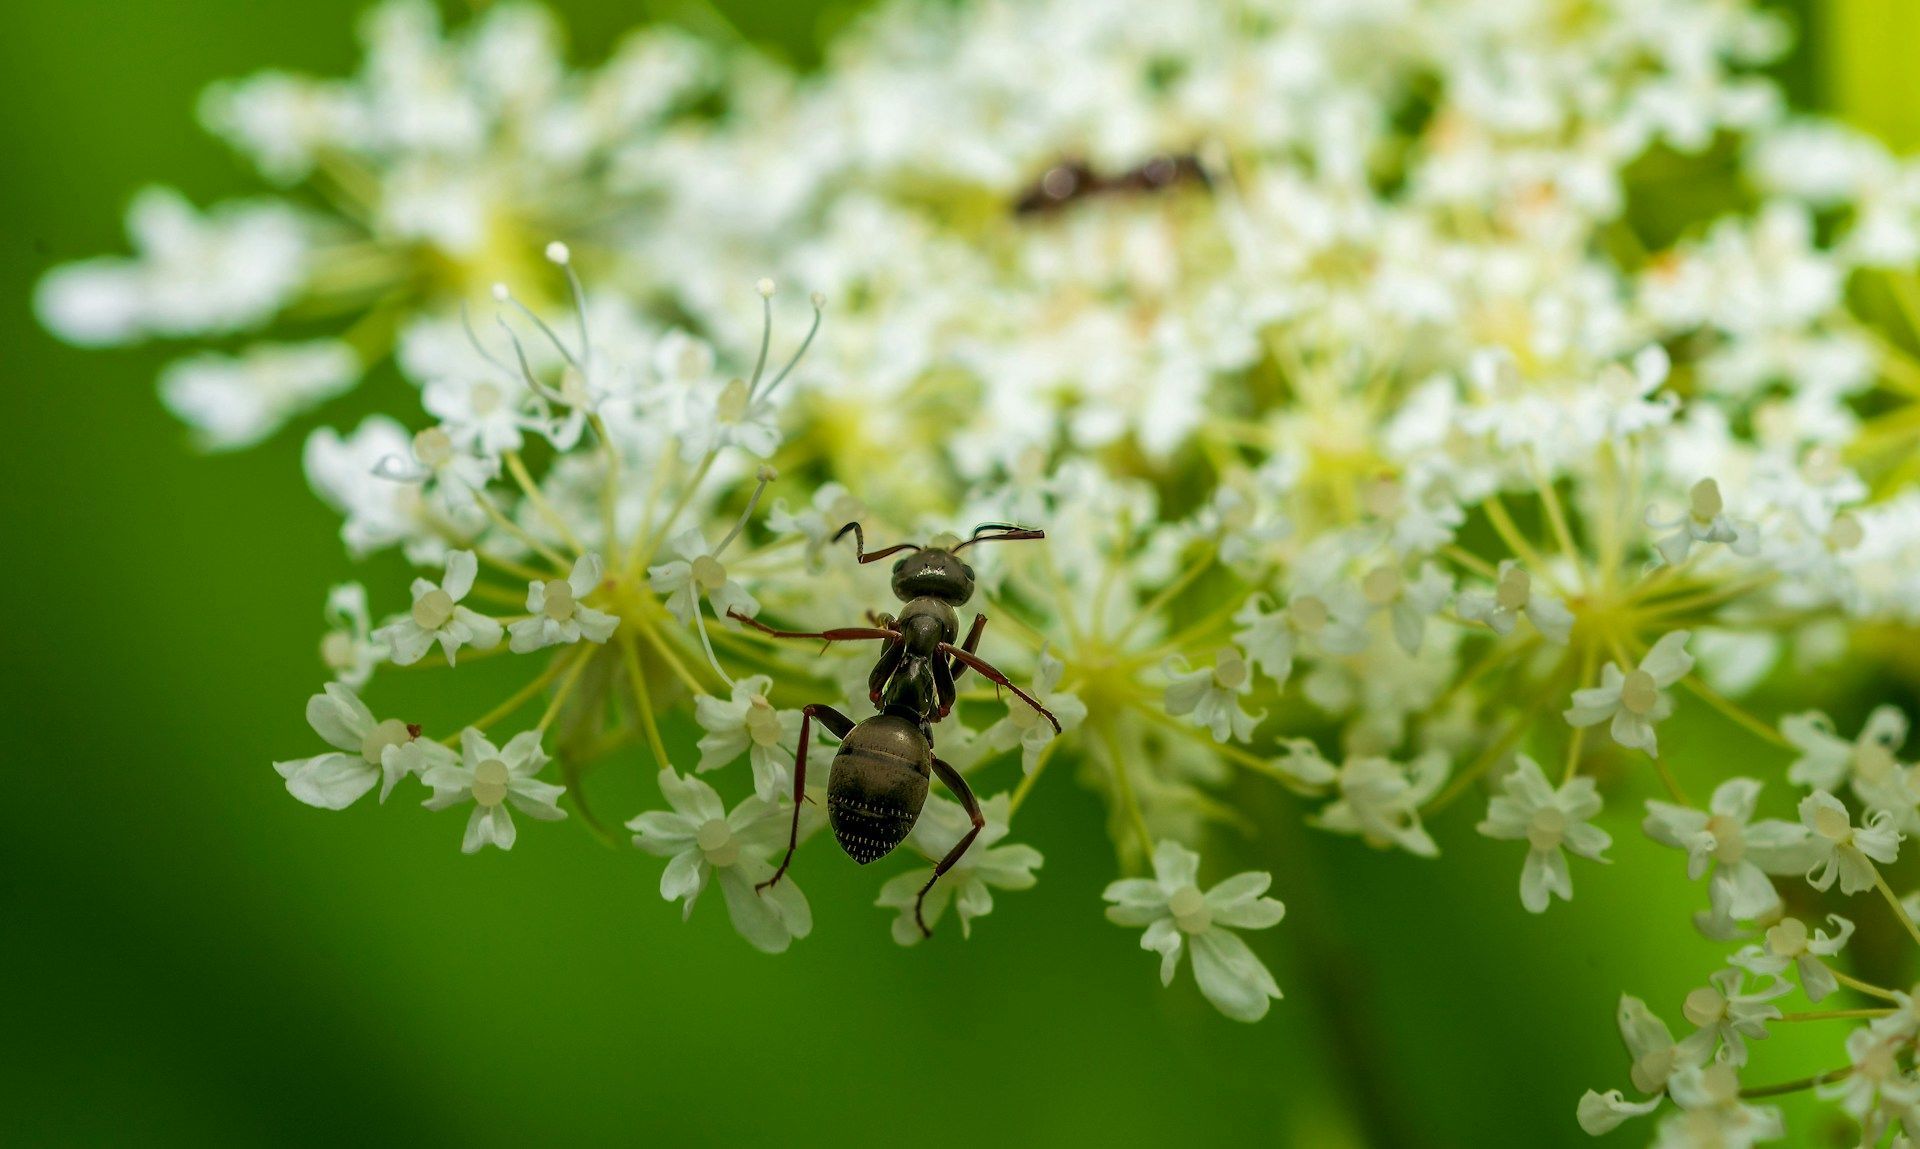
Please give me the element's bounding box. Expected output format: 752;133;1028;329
40;0;1920;1101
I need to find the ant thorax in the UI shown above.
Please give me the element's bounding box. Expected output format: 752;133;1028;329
896;598;959;656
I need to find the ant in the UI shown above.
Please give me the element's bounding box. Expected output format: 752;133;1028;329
728;521;1061;936
1013;152;1208;215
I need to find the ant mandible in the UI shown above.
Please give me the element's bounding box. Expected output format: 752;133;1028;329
727;521;1061;936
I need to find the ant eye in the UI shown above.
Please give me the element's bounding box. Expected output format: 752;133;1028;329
961;564;975;579
892;558;906;573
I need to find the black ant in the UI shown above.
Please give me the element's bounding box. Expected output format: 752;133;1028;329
1013;152;1208;215
728;522;1061;936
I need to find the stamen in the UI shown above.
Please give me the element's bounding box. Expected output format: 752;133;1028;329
493;315;568;407
494;282;583;375
1689;477;1723;522
459;301;515;376
746;279;776;394
692;601;734;689
755;292;826;403
714;466;777;557
547;240;592;371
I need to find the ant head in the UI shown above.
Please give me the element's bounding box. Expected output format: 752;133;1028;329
891;548;975;604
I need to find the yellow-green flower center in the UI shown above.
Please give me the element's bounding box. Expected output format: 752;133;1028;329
696;817;738;866
1169;886;1211;934
1620;669;1659;716
413;426;454;469
1766;917;1807;957
541;579;576;622
1496;567;1531;611
745;697;783;747
691;554;727;593
472;759;511;808
413;588;456;630
1705;814;1745;865
1527;805;1567;851
361;717;413;765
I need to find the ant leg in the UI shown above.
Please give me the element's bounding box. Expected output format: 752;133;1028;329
932;652;956;719
867;640;904;707
729;608;896;644
939;644;1062;732
759;703;854;891
947;613;989;685
833;521;919;564
915;757;984;937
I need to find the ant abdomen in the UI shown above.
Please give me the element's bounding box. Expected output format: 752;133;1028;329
826;715;931;865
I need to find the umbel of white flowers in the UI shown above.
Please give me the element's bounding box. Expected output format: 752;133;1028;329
46;0;1920;1092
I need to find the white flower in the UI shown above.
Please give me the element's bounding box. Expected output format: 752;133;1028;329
507;552;620;653
648;526;760;625
1677;968;1791;1067
319;582;385;690
420;728;566;853
305;416;462;561
1731;915;1855;1002
375;424;500;515
1781;706;1908;793
1231;591;1362;685
1354;561;1453;655
33;186;308;346
422;369;533;458
1821;1021;1920;1120
979;646;1086;773
1103;840;1285;1023
1649;478;1760;566
1477;755;1611;913
875;794;1041;945
1163;648;1264;743
1651;1063;1783;1148
1454;561;1574;643
1565;631;1694;756
375;550;504;665
693;675;803;802
1576;995;1716;1135
1798;790;1901;894
627;768;818;954
1275;739;1447;858
1643;778;1811;922
1578;1089;1663;1137
273;683;437;809
681;373;782;461
159;340;358;450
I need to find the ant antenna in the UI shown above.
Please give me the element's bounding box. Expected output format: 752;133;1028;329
834;521;921;563
951;523;1046;552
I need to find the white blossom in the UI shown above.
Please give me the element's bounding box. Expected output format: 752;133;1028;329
1276;739;1447;858
1455;561;1574;643
273;684;435;809
1643;778;1810;922
978;646;1086;773
1163;649;1264;743
375;550;503;665
1730;915;1854;1002
1477;755;1611;913
507;552;620;653
693;675;803;802
420;728;566;853
1565;631;1694;756
1103;841;1285;1023
1798;790;1902;894
874;794;1041;944
628;768;817;954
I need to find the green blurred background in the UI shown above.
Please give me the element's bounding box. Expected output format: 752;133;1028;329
3;2;1913;1145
